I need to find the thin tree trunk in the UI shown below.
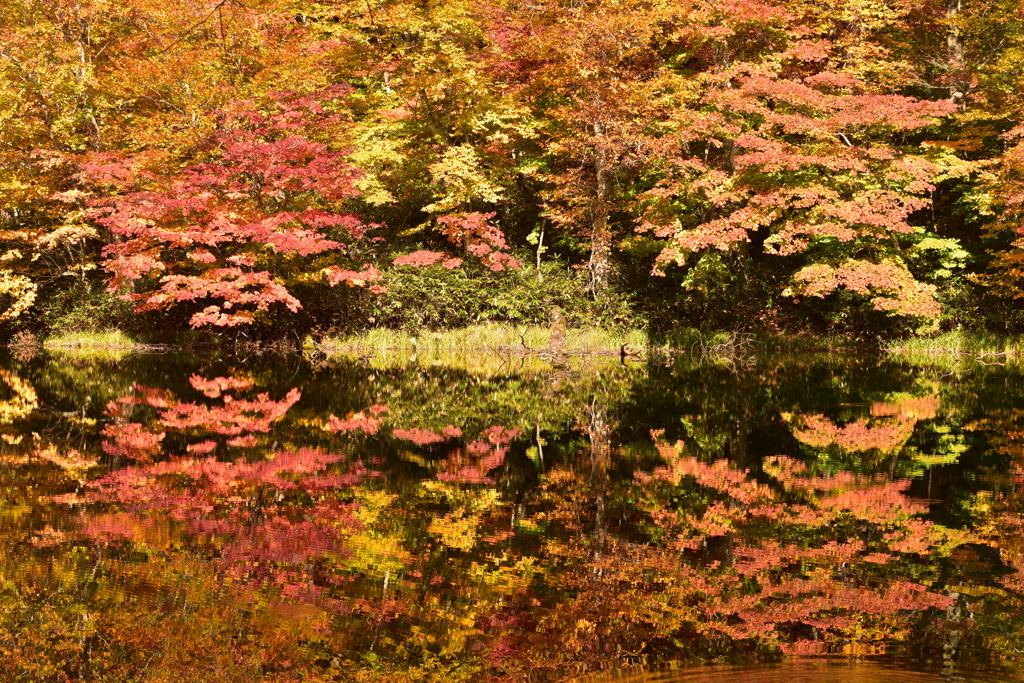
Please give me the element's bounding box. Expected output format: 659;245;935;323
947;0;966;106
535;222;544;282
589;123;611;300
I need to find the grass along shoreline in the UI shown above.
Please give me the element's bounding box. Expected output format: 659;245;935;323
883;331;1024;358
319;324;648;355
21;326;1024;363
39;330;144;349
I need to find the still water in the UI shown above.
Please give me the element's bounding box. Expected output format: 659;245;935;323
1;347;1023;682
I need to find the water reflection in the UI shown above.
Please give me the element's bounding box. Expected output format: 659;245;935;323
0;350;1023;681
573;659;1009;682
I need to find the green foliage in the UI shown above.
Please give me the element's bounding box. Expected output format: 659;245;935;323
37;281;131;336
366;259;639;331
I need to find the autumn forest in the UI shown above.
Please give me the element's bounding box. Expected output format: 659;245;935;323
2;0;1024;341
7;2;1024;683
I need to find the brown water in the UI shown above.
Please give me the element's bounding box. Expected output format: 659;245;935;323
1;348;1023;682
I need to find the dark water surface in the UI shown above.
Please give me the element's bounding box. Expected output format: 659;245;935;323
2;348;1024;682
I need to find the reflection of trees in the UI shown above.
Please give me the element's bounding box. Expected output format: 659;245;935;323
787;412;919;453
777;387;973;482
523;435;972;672
955;408;1024;658
0;368;36;431
786;392;940;455
2;353;1024;679
100;376;301;461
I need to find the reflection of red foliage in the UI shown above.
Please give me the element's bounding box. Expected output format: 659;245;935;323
434;425;520;484
437;450;506;485
103;378;300;459
822;479;928;521
109;384;174;409
160;388;301;435
763;455;929;523
392;424;464;445
765;455;857;491
733;539;867;576
711;574;955;641
789;413;916;453
638;439;772;504
325;412;382;434
101;422;165;461
218;507;360;565
392;427;447;445
189;374;255;398
187;440;218;455
80;448;350;509
71;443;366;595
615;433;967;652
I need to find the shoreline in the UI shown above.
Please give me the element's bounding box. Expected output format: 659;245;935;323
7;327;1024;362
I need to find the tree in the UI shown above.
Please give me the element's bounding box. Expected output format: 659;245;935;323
0;0;322;332
83;90;383;332
628;0;958;330
506;0;683;299
315;0;533;268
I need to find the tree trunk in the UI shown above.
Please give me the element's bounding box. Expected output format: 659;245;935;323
947;0;966;106
589;121;611;300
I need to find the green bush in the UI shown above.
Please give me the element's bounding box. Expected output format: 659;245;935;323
365;260;640;332
38;281;133;336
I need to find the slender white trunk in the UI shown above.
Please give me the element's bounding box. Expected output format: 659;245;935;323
589;123;610;299
947;0;966;105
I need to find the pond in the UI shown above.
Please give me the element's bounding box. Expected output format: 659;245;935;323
1;346;1023;682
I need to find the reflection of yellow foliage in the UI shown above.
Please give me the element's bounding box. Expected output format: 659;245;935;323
348;489;413;576
0;369;37;424
353;490;399;527
427;507;481;551
871;392;940;420
32;445;98;477
0;503;31;519
467;555;538;592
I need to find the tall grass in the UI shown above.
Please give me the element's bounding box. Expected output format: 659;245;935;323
884;330;1024;356
320;324;648;354
37;330;141;361
882;330;1024;369
42;330;140;349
